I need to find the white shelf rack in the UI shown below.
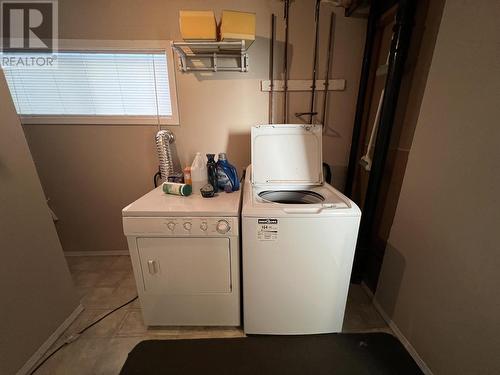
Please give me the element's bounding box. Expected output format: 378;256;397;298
171;40;249;72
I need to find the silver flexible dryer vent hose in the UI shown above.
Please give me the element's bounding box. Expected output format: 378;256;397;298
155;130;182;182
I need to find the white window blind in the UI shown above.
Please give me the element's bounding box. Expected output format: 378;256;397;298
2;51;177;124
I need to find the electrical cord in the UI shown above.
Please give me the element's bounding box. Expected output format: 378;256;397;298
154;166;161;188
29;295;138;375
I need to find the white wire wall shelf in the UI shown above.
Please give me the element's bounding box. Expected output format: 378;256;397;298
171;40;249;72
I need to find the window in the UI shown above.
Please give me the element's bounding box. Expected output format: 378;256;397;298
1;41;179;125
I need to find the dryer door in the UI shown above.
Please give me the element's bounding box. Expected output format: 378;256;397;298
137;237;231;294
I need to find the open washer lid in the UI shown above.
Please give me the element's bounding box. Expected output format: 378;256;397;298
251;124;323;186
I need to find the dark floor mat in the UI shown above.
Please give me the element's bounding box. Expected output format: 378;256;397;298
119;333;423;375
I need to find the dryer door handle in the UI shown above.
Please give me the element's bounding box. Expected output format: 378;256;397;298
147;260;159;274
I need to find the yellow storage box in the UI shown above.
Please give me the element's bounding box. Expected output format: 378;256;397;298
220;10;256;47
179;10;217;41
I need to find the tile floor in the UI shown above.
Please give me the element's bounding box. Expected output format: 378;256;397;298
34;255;390;375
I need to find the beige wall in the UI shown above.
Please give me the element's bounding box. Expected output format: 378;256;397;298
376;1;500;374
23;0;366;252
0;72;79;374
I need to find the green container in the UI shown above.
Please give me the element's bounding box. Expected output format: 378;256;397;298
162;182;192;196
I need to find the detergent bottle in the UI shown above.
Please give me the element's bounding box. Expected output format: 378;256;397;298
216;153;240;192
190;152;208;194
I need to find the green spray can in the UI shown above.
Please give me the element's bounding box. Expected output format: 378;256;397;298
162;182;192;196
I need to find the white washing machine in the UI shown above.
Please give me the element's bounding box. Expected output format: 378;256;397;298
242;124;361;334
122;187;241;326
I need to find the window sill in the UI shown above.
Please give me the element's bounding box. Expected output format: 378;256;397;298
19;115;179;126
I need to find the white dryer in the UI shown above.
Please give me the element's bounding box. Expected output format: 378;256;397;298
242;124;361;334
123;187;241;326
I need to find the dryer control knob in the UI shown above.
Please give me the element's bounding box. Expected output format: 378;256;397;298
216;220;230;234
183;222;192;231
166;222;176;231
200;222;208;231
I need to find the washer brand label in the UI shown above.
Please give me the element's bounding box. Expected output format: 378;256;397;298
257;219;278;224
257;218;279;241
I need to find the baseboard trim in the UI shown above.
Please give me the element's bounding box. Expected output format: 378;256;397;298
64;250;129;256
363;283;434;375
16;304;84;375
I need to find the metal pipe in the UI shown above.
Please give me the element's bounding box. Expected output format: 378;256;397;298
156;130;182;182
269;14;276;124
308;0;322;124
321;12;336;129
283;0;290;123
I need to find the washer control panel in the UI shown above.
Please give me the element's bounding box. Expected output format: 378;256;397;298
161;217;236;236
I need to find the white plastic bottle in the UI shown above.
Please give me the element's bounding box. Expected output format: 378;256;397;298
190;152;208;194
